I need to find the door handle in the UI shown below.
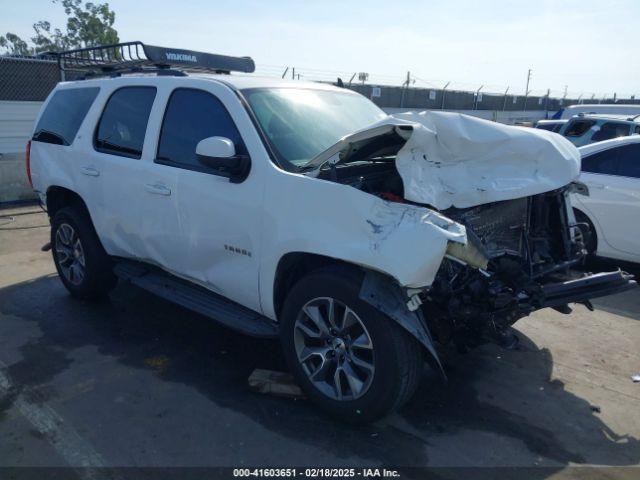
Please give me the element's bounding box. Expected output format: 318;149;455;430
587;182;605;189
80;166;100;177
145;183;171;196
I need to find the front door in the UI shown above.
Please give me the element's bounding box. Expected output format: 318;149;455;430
578;143;640;258
153;84;264;312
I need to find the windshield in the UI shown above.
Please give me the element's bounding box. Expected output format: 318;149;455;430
243;88;387;169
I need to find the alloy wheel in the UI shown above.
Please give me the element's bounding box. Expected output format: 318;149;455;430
294;297;375;401
54;223;86;286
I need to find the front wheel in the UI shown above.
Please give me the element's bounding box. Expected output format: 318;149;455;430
280;267;423;423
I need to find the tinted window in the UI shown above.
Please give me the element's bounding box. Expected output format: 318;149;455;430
33;87;99;146
591;122;630;142
157;89;246;170
95;87;156;159
536;123;556;131
634;125;640;135
617;144;640;178
565;119;595;137
582;149;619;175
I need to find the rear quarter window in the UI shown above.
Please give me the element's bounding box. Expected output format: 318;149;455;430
32;87;100;146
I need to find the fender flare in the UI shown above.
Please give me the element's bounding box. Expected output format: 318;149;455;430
358;270;445;379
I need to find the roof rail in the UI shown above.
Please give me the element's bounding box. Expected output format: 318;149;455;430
57;41;255;77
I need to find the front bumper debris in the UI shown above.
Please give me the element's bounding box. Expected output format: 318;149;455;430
539;270;636;308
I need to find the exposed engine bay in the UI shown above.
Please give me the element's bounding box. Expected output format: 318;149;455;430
318;158;633;351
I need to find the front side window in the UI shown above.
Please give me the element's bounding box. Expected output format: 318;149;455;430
616;143;640;178
243;88;387;170
157;88;246;170
582;149;620;175
95;87;156;159
33;87;99;146
591;122;630;142
564;119;595;137
564;120;596;137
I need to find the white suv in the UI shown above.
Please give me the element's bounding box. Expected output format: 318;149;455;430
27;43;636;422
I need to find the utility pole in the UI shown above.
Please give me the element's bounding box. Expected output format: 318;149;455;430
281;67;289;79
502;86;510;112
441;81;450;110
473;85;484;110
577;94;583;105
348;72;357;86
523;69;532;111
544;88;550;118
291;67;295;80
613;92;617;103
400;71;411;108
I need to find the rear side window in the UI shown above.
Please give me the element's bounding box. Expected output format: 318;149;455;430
95;87;156;159
33;87;99;146
156;88;247;171
581;149;619;175
591;122;630;142
564;119;595;137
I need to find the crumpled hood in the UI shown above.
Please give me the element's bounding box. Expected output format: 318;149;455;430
308;111;581;210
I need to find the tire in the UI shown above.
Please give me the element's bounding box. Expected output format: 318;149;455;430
280;266;423;423
51;206;117;300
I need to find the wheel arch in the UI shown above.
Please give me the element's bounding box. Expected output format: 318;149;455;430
272;252;444;378
272;252;362;321
573;206;598;254
46;186;90;219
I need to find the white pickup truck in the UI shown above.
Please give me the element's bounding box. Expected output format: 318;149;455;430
27;43;635;422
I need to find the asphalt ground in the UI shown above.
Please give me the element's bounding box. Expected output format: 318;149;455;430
1;204;639;479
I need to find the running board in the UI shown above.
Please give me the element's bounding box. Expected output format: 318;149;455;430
114;261;278;338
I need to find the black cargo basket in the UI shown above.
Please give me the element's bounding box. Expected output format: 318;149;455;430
57;41;255;77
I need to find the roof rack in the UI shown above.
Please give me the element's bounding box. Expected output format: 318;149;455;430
57;41;255;77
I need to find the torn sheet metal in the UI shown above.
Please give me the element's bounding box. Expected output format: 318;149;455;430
394;111;581;209
307;111;581;210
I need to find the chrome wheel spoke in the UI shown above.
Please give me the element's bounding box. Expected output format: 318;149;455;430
351;332;373;350
309;356;333;381
303;304;331;337
299;346;330;363
350;353;375;372
342;361;365;396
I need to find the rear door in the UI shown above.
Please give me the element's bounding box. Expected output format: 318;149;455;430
88;83;183;272
577;144;640;258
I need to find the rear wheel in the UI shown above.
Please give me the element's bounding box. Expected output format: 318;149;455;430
51;206;117;299
280;267;423;423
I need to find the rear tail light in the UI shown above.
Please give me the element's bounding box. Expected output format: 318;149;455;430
26;140;32;188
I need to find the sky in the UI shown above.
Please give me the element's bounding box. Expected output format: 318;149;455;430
2;0;639;98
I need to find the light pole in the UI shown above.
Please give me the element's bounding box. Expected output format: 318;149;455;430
523;69;532;111
473;85;484;110
441;81;450;110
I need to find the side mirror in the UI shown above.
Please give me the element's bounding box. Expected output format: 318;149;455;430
195;136;250;183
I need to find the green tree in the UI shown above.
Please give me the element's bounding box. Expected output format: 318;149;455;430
0;0;118;55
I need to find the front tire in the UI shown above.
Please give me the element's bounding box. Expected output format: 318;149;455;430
51;206;117;300
280;267;423;423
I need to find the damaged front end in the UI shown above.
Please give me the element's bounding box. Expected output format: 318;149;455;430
425;186;635;351
307;111;636;355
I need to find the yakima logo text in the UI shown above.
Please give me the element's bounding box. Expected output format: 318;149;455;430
165;52;197;62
